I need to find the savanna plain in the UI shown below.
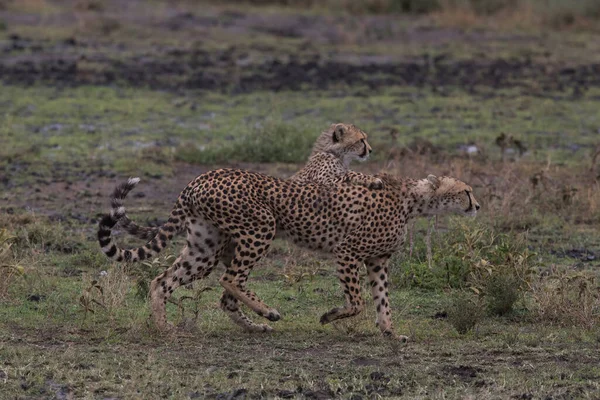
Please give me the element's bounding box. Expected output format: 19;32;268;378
1;0;600;399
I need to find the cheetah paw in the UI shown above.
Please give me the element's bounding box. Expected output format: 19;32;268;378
319;312;335;325
246;323;274;333
383;331;409;343
264;309;281;322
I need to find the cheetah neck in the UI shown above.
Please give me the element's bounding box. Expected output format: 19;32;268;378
318;150;350;168
340;153;353;169
403;179;437;219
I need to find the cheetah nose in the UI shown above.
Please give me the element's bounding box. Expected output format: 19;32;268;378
368;148;373;154
475;204;480;211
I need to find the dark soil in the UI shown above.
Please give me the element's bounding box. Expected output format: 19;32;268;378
550;248;597;262
1;5;600;94
2;33;599;94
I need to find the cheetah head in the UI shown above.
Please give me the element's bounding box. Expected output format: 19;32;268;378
311;123;373;162
426;175;480;217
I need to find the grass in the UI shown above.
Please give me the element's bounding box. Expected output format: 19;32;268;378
0;204;599;397
218;0;600;30
2;85;600;185
1;1;600;398
176;118;320;164
2;86;600;397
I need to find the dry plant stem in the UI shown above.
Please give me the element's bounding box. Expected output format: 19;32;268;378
426;216;434;270
591;144;600;172
408;221;415;258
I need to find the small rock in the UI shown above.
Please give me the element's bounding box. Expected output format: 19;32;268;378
433;311;448;319
227;388;247;400
276;390;295;399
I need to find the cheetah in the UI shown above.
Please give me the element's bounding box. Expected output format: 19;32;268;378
117;123;382;241
289;123;383;188
98;169;480;339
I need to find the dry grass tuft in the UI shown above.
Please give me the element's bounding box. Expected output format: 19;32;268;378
0;228;25;299
80;266;131;321
531;269;600;330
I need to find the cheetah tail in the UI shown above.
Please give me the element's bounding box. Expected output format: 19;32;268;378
119;216;159;240
107;177;161;240
98;178;182;263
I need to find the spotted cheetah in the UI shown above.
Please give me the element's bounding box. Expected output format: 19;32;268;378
98;169;479;339
117;123;382;241
290;123;383;188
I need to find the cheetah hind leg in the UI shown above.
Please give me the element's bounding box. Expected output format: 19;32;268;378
219;291;274;333
366;256;409;343
319;255;365;325
149;224;225;332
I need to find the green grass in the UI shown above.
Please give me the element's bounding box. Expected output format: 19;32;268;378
1;211;599;398
2;84;600;186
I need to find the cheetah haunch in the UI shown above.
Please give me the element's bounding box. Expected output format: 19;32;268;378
98;169;480;339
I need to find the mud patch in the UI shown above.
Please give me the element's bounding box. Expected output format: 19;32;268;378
444;364;482;381
352;356;380;366
550;248;597;262
2;41;600;95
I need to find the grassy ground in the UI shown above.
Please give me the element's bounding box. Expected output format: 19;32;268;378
1;1;600;399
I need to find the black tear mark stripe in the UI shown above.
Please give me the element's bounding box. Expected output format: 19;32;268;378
465;190;472;212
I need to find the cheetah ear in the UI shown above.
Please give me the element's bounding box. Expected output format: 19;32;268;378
332;124;346;143
427;174;440;190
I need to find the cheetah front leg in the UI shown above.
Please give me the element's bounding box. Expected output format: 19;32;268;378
343;171;383;190
366;256;408;342
219;243;281;323
218;218;281;326
218;244;273;331
219;291;274;332
319;253;365;324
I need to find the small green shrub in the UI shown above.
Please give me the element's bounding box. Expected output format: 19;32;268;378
177;121;317;164
393;258;440;290
390;220;536;293
13;219;78;254
0;214;80;257
486;273;520;316
446;291;483;334
443;220;536;293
